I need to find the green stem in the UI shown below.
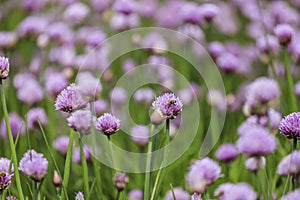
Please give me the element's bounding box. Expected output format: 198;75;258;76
60;129;75;200
79;136;89;198
116;190;120;200
0;80;24;200
33;181;38;200
283;48;298;112
144;125;154;200
293;138;297;151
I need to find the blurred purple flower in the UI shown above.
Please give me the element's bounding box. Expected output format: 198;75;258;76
72;146;91;164
63;2;90;25
45;72;68;98
90;0;111;12
256;35;279;54
216;53;239;73
67;110;94;136
75;191;84;200
110;87;127;105
191;193;202;200
1;113;25;139
22;0;48;11
6;196;17;200
207;42;225;60
236;126;277;156
130;125;149;146
18;16;48;37
19;149;48;182
55;83;88;113
0;157;14;190
113;0;136;15
113;172;129;191
53;136;72;155
199;3;219;22
128;189;143;200
164;187;190;200
95;113;120;136
152;93;183;119
179;2;201;24
268;108;281;130
77;72;102;101
0;56;9;80
26;108;48;130
186;157;221;194
0;32;18;48
282;189;300;200
134;88;154;104
215;182;257;200
110;13;140;31
17;78;43;105
245;156;266;172
215;143;238;163
274;24;294;46
277;150;300;176
279;112;300;139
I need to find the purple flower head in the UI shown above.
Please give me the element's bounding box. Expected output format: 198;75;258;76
277;150;300;176
19;149;48;182
6;196;17;200
0;157;14;190
63;2;90;25
75;191;84;200
110;87;127;105
215;143;238;163
1;113;25;139
134;88;155;104
256;35;279;54
245;77;279;110
72;146;91;164
89;99;108;116
18;16;48;37
26;108;48;130
164;187;190;200
152;93;183;119
274;24;294;46
282;189;300;200
141;32;168;54
216;183;257;200
110;13;140;31
179;2;201;24
268;108;281;130
55;84;88;113
279;112;300;139
45;72;68;98
199;3;220;22
67;110;94;135
0;31;18;49
17;78;43;105
0;57;9;80
128;189;143;200
53;136;71;155
46;22;73;44
77;72;102;101
113;172;129;191
207;42;225;60
186;157;221;194
95;113;120;136
113;0;136;15
295;81;300;97
130;125;149;146
245;156;266;172
216;53;239;73
191;193;202;200
122;59;135;73
177;24;204;43
236;126;277;157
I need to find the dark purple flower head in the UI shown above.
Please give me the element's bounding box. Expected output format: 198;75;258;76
26;108;48;130
245;156;266;172
0;157;13;190
128;189;143;200
113;172;129;191
95;113;120;136
282;189;300;200
1;113;25;139
19;149;48;182
130;125;149;146
152;93;183;119
274;24;294;46
55;84;88;113
53;136;72;155
75;191;84;200
277;150;300;176
215;143;238;163
236;126;277;157
186;157;221;194
67;110;94;135
279;112;300;139
0;56;9;80
164;187;190;200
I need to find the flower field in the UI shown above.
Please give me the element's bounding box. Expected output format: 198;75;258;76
1;0;300;200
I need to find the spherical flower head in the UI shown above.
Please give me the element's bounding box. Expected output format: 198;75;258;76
75;191;84;200
164;187;190;200
199;3;220;22
45;72;68;98
208;42;225;60
152;93;183;119
95;113;120;136
26;108;48;130
216;53;239;73
279;112;300;139
67;110;94;135
277;150;300;176
17;78;44;105
134;88;155;104
55;84;87;113
186;157;221;194
236;126;277;156
221;183;257;200
19;149;48;182
72;146;91;164
215;143;238;163
0;158;13;190
128;189;143;200
268;108;281;130
110;87;127;105
274;24;294;46
245;156;266;172
77;72;102;101
0;57;9;80
282;189;300;200
1;113;25;139
53;136;71;155
113;172;129;191
256;35;279;54
130;125;149;146
113;0;136;15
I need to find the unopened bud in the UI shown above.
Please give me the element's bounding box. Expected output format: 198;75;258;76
150;110;164;126
53;170;61;187
113;172;129;191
